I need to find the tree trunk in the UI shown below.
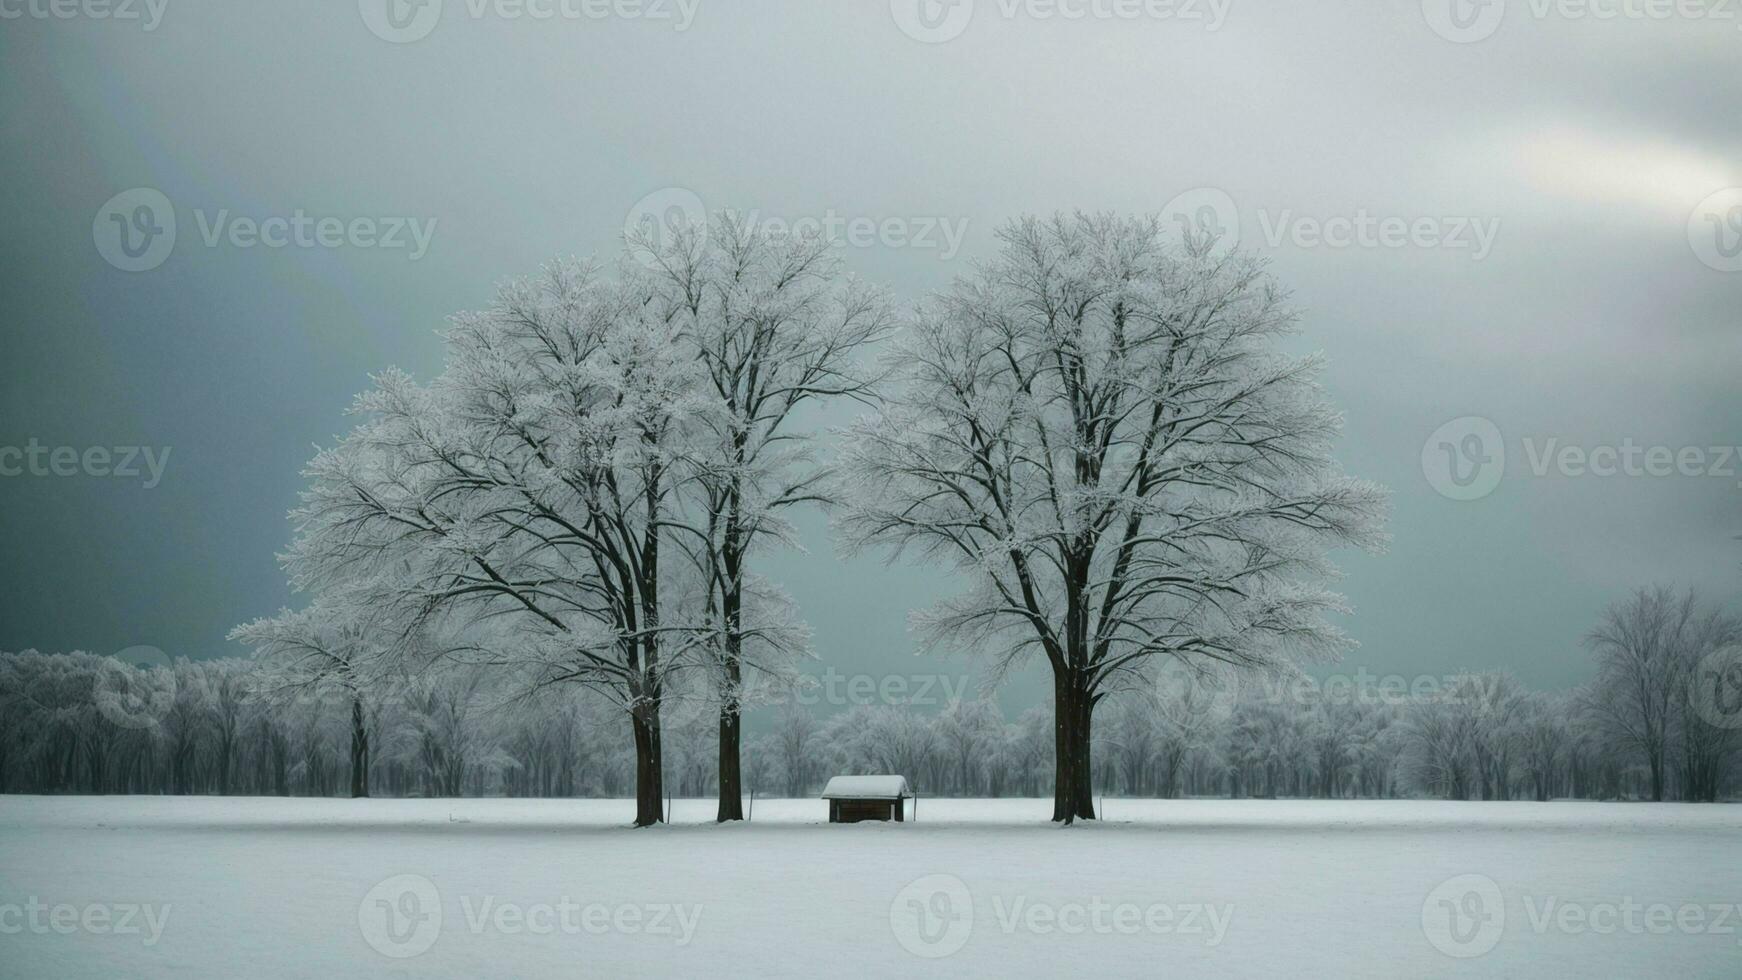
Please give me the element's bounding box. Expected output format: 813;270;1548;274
714;573;745;822
1051;671;1097;824
716;698;743;822
217;737;233;796
349;695;370;799
632;701;665;827
271;733;288;797
632;459;668;828
713;482;749;823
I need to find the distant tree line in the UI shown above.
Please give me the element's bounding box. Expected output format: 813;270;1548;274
4;586;1736;803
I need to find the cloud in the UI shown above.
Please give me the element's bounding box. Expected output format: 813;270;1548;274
1509;125;1738;213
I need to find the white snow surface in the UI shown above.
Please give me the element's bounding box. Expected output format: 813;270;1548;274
1;796;1738;979
819;775;911;799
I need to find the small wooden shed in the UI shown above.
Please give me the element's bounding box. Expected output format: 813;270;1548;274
821;775;912;823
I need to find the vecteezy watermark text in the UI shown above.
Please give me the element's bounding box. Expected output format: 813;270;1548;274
0;0;167;29
359;0;701;44
1256;209;1500;260
0;898;170;946
1422;417;1742;501
1249;669;1506;708
1423;0;1742;44
1159;188;1500;260
889;0;1232;44
94;188;437;272
0;440;171;489
1422;873;1742;959
358;874;700;959
624;187;970;263
888;874;1232;959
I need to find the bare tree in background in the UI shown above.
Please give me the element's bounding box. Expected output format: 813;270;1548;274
1583;587;1701;802
1402;689;1479;801
772;702;819;797
231;593;400;798
1671;601;1740;802
1105;695;1157;796
1519;691;1568;802
937;697;1003;796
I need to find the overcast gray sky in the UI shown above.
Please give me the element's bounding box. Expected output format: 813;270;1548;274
2;0;1738;713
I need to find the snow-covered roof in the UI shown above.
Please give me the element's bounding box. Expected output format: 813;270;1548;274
820;775;911;799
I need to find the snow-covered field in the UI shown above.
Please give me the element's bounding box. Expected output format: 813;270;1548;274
2;796;1738;979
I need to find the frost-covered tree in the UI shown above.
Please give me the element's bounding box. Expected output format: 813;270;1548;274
1518;692;1568;802
838;214;1387;822
634;215;892;820
279;260;711;825
1401;687;1480;800
1152;662;1238;798
389;666;517;797
1309;699;1364;798
1673;605;1741;802
202;660;251;796
937;697;1003;796
771;702;819;797
1582;588;1702;801
1462;672;1525;801
160;661;211;796
1008;706;1054;798
231;594;402;798
1104;695;1157;796
741;732;777;804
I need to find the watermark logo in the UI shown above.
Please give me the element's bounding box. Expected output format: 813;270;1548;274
359;874;442;959
94;188;176;272
1153;660;1242;727
1422;873;1506;958
890;0;975;42
91;646;175;730
890;874;974;958
1422;416;1505;501
359;0;443;42
624;186;709;265
1422;0;1506;42
1161;186;1241;257
1689;188;1742;273
1693;644;1742;731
